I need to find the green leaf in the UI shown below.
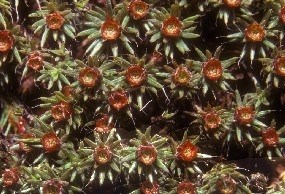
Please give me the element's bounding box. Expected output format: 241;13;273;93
63;25;75;39
181;32;199;39
84;138;97;149
121;153;136;162
123;40;135;55
87;31;101;39
52;31;58;41
0;13;7;29
90;40;103;56
121;15;130;29
111;42;118;57
194;47;207;61
150;32;161;43
252;119;267;128
125;27;139;35
226;32;243;39
32;19;45;29
77;28;96;37
263;39;276;50
235;90;242;106
13;47;21;63
156;159;169;173
147;75;163;89
99;171;105;185
59;74;70;85
175;39;189;54
110;162;120;172
202;82;208;95
34;117;52;132
128;162;137;174
41;27;49;47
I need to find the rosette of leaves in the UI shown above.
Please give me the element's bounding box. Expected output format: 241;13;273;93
0;102;27;136
121;127;173;183
114;0;151;35
71;56;117;101
191;46;237;95
158;177;198;194
130;180;160;194
39;91;83;134
115;55;165;110
199;163;251;194
266;1;285;41
147;3;199;60
208;0;253;25
227;9;278;62
228;89;271;143
168;131;212;176
75;128;122;185
253;121;285;159
163;60;199;99
20;47;52;77
102;88;136;123
258;48;285;88
248;173;268;193
189;104;232;140
0;155;26;194
29;0;76;48
83;113;116;139
36;48;77;90
77;0;138;57
52;146;87;189
0;0;11;29
0;25;25;66
20;163;82;194
18;118;72;164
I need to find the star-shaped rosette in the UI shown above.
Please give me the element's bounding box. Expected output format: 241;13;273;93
29;0;76;48
130;180;160;194
266;2;285;41
20;48;52;77
227;9;278;62
20;163;82;194
157;177;198;194
0;154;26;194
106;88;132;117
228;89;271;143
38;91;83;134
114;0;151;35
121;127;173;183
189;104;232;140
199;163;251;194
77;0;138;57
114;55;165;110
147;3;199;60
75;128;122;185
0;25;25;66
208;0;253;25
258;48;285;88
253;121;285;160
169;131;212;176
191;46;238;95
71;56;118;101
35;48;77;90
0;102;28;136
164;60;199;99
18;118;72;165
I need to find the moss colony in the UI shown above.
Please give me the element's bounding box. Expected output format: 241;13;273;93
1;0;285;193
